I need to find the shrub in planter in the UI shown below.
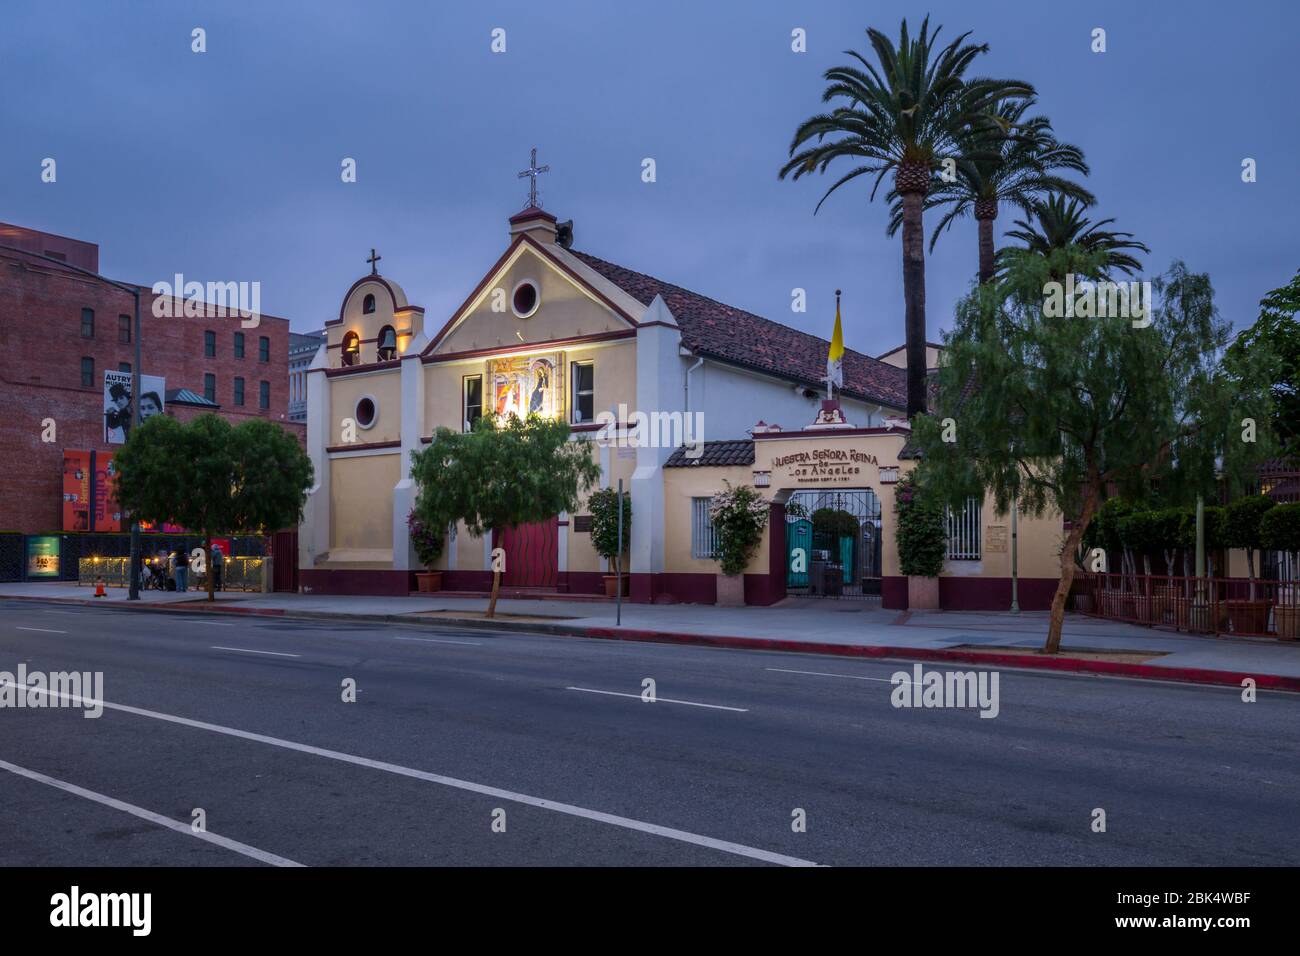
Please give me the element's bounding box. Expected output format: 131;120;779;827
709;483;769;603
407;511;446;592
894;473;946;578
588;487;631;597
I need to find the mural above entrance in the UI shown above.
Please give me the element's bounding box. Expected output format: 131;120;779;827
771;447;878;485
489;352;564;420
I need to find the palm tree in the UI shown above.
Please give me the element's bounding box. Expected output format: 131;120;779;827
885;99;1094;283
779;16;1032;417
999;194;1150;278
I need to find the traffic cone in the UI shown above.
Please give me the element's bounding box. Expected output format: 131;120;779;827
94;578;106;598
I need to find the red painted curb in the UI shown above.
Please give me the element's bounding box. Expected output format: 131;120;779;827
6;593;1298;692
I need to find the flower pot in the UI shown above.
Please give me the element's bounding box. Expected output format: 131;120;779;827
907;575;939;610
602;574;629;598
1225;599;1271;636
1275;605;1299;641
415;571;442;593
715;573;745;607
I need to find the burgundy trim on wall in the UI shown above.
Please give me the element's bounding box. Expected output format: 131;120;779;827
325;440;400;454
882;576;908;610
422;329;636;365
336;275;406;325
324;359;401;377
300;569;413;596
559;571;605;595
442;570;494;592
939;577;1059;612
753;426;912;441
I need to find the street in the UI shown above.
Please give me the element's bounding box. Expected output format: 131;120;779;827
1;599;1297;867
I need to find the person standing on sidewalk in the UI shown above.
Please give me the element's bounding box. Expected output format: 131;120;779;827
174;546;188;593
211;544;224;592
166;548;178;592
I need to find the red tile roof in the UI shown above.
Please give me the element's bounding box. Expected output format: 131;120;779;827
571;251;907;411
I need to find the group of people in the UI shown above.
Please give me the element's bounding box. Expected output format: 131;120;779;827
141;545;224;592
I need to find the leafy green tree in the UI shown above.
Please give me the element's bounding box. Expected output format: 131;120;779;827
779;15;1032;417
1225;495;1276;592
887;99;1093;284
912;253;1277;652
113;414;313;602
1227;267;1300;457
1260;503;1300;571
410;414;600;617
709;483;770;577
998;194;1149;279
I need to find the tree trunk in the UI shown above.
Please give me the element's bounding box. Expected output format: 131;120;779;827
205;532;215;603
900;188;928;418
977;214;996;284
1247;549;1256;600
486;569;501;618
1045;491;1100;653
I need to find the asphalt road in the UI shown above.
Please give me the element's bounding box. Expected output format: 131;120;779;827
1;599;1297;867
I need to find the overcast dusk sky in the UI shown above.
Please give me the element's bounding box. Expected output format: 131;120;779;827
4;0;1297;351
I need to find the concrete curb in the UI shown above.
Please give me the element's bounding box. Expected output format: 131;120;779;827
7;592;1299;693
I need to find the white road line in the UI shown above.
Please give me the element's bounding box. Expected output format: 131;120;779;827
566;686;749;712
189;620;235;627
210;646;301;658
0;680;815;868
766;667;897;683
390;636;483;646
0;757;303;868
15;626;67;634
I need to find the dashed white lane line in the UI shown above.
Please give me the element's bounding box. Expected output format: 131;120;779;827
1;680;816;867
766;667;897;683
566;686;749;712
210;646;301;658
390;636;483;646
188;620;235;627
15;626;67;634
0;757;303;868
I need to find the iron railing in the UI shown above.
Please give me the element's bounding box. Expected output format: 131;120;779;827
1073;572;1299;639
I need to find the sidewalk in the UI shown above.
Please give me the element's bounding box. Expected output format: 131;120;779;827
5;581;1300;690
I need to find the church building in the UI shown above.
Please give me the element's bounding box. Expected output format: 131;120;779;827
300;169;1066;610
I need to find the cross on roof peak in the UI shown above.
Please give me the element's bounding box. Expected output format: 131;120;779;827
517;147;550;210
366;248;381;275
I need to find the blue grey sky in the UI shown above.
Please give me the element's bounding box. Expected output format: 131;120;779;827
4;0;1297;351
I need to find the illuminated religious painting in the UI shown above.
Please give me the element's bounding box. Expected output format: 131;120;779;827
489;353;564;420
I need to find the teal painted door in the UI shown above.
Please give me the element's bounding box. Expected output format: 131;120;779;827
786;519;812;587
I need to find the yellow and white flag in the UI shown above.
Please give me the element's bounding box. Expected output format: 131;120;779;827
826;290;844;391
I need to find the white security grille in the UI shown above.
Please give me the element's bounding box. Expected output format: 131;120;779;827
692;497;718;559
945;497;982;560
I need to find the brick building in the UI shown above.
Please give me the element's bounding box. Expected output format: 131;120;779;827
0;222;306;534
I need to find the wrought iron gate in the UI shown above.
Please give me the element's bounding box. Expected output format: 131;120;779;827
785;489;882;600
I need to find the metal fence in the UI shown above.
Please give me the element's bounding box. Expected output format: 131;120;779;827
945;497;982;561
691;497;718;559
1074;572;1299;639
79;556;267;592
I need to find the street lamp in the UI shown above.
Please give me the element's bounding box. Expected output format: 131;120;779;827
0;246;144;599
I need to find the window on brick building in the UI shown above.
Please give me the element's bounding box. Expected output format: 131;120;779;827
259;380;270;410
204;330;216;357
81;309;94;338
234;377;245;406
204;374;216;403
119;362;131;374
118;314;131;344
80;357;94;388
234;332;245;358
258;336;270;362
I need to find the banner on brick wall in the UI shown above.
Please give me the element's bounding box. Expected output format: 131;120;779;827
103;370;165;444
61;450;92;531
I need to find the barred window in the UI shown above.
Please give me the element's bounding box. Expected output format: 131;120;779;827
692;497;718;559
945;497;982;560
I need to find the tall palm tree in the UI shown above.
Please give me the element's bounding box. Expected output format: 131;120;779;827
999;194;1150;278
885;99;1095;284
779;16;1032;417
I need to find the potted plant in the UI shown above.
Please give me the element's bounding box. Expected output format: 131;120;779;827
708;482;769;606
894;472;946;609
407;511;446;593
1260;502;1300;640
588;487;631;597
1223;495;1276;634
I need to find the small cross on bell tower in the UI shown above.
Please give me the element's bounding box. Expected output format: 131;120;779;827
366;248;381;276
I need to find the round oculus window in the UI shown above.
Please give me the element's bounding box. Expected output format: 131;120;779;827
511;280;540;318
355;396;377;429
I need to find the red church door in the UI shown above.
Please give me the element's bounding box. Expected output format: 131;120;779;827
496;518;559;588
